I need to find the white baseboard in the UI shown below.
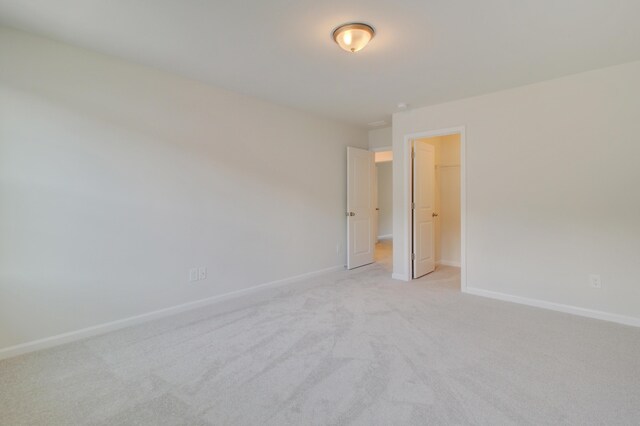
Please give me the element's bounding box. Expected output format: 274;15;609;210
463;287;640;328
0;265;345;361
392;273;410;281
437;260;461;267
377;234;393;240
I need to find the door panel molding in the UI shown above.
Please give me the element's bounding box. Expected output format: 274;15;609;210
347;147;375;269
412;141;435;278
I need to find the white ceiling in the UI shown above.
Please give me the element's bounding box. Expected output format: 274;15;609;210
1;0;639;127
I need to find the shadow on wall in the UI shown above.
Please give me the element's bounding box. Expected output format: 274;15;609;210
0;27;368;350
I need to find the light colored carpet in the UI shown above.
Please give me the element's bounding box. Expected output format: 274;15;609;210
2;240;640;425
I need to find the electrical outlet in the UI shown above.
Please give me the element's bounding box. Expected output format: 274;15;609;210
188;268;198;282
589;274;602;289
198;267;207;280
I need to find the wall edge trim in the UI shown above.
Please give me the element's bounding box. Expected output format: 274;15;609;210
463;287;640;328
0;264;345;360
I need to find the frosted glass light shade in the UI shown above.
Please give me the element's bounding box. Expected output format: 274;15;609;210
332;23;375;53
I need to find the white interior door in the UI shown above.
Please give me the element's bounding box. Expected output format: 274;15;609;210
347;147;375;269
412;141;436;278
373;164;379;244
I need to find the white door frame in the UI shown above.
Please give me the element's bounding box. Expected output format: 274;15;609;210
402;126;467;290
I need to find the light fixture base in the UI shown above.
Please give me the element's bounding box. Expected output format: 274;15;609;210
332;22;375;53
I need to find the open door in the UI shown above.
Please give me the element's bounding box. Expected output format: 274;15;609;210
347;147;375;269
373;163;379;244
412;141;436;278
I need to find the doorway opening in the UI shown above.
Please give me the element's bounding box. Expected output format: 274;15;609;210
374;150;393;270
345;146;393;271
410;133;462;281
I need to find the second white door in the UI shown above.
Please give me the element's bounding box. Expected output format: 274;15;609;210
412;141;436;278
347;147;375;269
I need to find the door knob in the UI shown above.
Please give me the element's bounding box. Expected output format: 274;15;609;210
432;212;439;217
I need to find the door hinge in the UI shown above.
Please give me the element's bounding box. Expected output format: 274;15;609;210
411;149;415;159
411;202;415;210
411;253;415;261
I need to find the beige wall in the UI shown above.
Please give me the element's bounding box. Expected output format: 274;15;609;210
376;161;393;238
0;27;368;351
374;151;393;163
438;136;461;266
393;60;640;323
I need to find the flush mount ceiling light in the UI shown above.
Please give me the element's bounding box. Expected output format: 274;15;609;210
332;23;375;53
